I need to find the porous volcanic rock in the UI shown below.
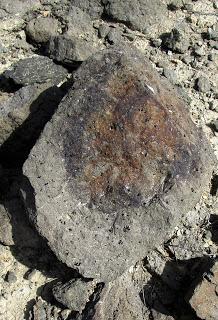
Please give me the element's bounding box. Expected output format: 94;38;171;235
3;56;68;86
22;46;215;282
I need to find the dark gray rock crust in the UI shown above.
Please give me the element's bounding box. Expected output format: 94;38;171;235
70;0;104;19
53;279;97;312
22;46;215;282
104;0;168;34
47;36;98;66
26;17;59;44
3;56;68;86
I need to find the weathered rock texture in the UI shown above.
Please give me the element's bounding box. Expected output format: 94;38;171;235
0;0;40;17
26;16;59;44
187;261;218;320
53;279;97;312
104;0;169;36
22;46;215;282
0;83;66;166
0;203;14;246
47;35;98;66
70;0;104;19
90;268;147;320
4;56;68;86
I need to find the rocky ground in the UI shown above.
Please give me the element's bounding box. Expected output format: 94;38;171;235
0;0;217;319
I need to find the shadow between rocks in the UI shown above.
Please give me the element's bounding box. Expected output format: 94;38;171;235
140;256;215;320
210;214;218;245
0;75;82;318
0;84;66;169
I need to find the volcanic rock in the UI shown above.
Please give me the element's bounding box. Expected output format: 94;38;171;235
3;56;68;86
196;76;211;93
47;35;98;66
162;28;190;53
26;16;59;44
187;261;218;320
104;0;168;36
0;0;40;17
89;269;147;320
22;46;215;282
70;0;104;19
53;279;97;312
0;203;14;246
0;83;65;166
65;6;94;39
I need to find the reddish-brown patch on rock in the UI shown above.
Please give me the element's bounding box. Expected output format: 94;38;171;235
81;73;196;208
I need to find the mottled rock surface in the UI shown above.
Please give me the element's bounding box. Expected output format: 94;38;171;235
70;0;104;19
0;0;40;17
53;279;97;312
0;203;14;246
187;261;218;320
26;17;59;44
65;6;94;39
104;0;168;35
47;35;98;66
4;56;68;86
0;85;46;146
22;46;215;282
0;83;66;165
29;297;70;320
90;269;146;320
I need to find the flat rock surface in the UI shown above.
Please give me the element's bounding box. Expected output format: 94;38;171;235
22;46;215;282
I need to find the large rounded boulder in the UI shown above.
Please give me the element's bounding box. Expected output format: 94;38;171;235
22;46;215;282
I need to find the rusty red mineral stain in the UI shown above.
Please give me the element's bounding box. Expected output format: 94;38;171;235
83;74;184;203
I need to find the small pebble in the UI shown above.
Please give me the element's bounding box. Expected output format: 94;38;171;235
163;68;178;84
0;42;7;54
209;40;218;49
124;32;135;41
156;60;168;68
98;24;110;39
210;119;218;132
151;38;162;48
194;47;205;57
214;1;218;9
107;28;122;44
196;76;211;93
25;269;38;282
208;53;217;61
5;271;17;284
182;55;193;65
183;3;193;11
209;100;218;112
204;230;212;240
168;0;183;10
61;309;71;319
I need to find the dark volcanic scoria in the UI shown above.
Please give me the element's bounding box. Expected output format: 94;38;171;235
22;46;215;282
